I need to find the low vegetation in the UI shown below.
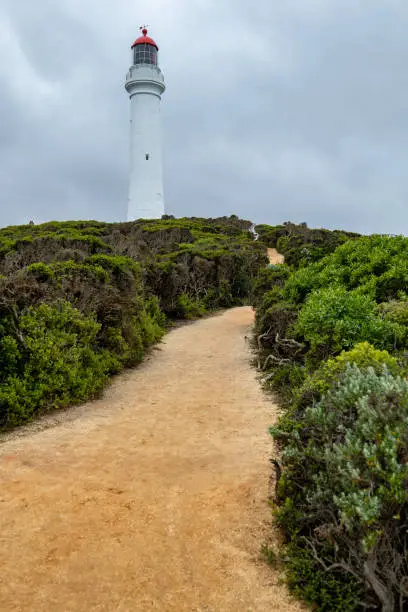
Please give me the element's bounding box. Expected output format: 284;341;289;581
4;213;408;610
254;224;408;611
0;216;265;429
255;220;359;268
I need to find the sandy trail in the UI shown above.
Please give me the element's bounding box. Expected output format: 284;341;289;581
0;307;303;612
267;248;285;264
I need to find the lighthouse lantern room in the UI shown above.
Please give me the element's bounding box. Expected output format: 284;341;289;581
125;27;166;221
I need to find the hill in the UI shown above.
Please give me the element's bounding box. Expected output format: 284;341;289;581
0;216;265;429
4;216;408;610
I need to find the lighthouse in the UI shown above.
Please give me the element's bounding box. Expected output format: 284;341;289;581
125;27;166;221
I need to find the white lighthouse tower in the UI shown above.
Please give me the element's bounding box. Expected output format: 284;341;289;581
125;27;166;221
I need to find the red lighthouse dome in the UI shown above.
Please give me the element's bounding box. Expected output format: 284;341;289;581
131;28;159;50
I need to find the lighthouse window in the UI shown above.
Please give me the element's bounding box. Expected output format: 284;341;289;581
134;44;157;66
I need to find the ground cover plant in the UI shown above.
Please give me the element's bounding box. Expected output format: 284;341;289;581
0;216;265;430
253;228;408;611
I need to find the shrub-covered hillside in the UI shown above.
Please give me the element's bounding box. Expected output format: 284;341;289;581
254;231;408;611
255;221;360;267
0;216;265;430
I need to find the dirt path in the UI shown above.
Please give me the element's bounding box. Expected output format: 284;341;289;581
0;307;303;612
267;248;285;264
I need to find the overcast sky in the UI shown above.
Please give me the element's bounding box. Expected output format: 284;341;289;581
1;1;408;234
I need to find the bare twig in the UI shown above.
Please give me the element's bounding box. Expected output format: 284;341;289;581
269;458;282;503
257;326;272;368
263;372;276;382
262;353;290;370
257;326;272;352
305;538;363;583
275;333;304;349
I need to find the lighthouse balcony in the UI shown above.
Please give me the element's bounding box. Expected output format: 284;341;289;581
127;64;164;81
125;64;165;95
125;64;165;93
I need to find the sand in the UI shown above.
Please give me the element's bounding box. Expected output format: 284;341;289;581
0;306;304;611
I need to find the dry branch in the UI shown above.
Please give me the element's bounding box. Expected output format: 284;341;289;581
262;353;291;370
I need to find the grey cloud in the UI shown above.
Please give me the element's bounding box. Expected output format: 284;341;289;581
1;0;408;233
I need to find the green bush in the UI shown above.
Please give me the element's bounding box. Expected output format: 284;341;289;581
0;302;113;428
282;234;408;305
25;262;55;282
377;300;408;326
1;216;264;429
274;343;404;454
252;226;408;610
139;296;167;345
202;280;234;310
272;365;408;611
175;293;206;319
294;287;403;360
143;223;265;316
1;215;265;431
251;265;290;308
265;363;307;406
284;542;361;612
374;260;408;302
292;342;403;415
256;300;298;346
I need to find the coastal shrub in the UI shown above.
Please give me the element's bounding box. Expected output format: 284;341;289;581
377;300;408;326
255;222;359;268
280;234;408;305
251;265;290;308
0;216;265;429
292;342;402;416
284;542;361;612
274;343;404;451
256;300;298;348
294;287;404;361
272;365;408;611
0;302;112;428
175;293;206;319
251;229;408;610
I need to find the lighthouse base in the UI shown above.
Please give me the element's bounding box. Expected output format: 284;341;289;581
127;204;164;222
